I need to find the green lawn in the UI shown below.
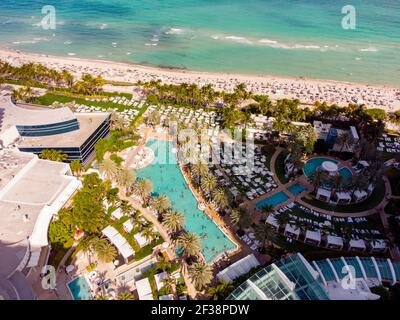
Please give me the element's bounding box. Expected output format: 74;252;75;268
301;179;386;213
34;93;136;112
274;150;289;184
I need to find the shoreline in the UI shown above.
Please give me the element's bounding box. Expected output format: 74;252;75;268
1;48;400;111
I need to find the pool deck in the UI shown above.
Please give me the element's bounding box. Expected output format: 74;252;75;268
243;148;390;218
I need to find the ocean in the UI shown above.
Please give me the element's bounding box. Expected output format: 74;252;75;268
0;0;399;85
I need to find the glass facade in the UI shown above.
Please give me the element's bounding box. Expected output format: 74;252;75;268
16;119;80;137
227;254;329;300
228;255;400;300
18;115;110;164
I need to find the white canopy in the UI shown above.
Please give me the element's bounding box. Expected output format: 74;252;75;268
354;190;368;199
154;272;168;291
136;278;153;300
112;208;123;220
123;220;134;233
336;192;351;200
305;230;321;243
266;215;279;229
216;254;260;283
371;239;387;249
284;224;300;236
134;232;151;248
102;226;135;260
317;188;331;198
349;239;366;249
327;235;344;247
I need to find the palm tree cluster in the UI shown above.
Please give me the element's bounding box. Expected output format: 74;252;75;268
186;160;229;210
39;149;68;162
0;60;105;96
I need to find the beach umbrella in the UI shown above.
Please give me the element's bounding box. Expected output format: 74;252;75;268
66;265;75;273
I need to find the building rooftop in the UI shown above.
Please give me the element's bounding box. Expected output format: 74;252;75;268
18;113;109;149
0;96;75;136
0;150;79;278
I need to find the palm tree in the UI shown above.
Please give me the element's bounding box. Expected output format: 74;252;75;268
119;200;134;216
151;194;171;216
116;168;136;194
39;149;68;162
230;209;252;232
117;291;134;300
192;161;209;185
70;160;83;177
163;210;185;235
94;239;118;263
62;69;74;88
212;187;229;209
260;204;274;220
133;178;153;204
309;168;328;193
177;233;201;259
255;223;275;253
98;158;118;180
207;280;234;300
275;213;291;228
336;131;353;152
156;255;172;272
161;276;176;294
141;224;156;242
200;174;217;197
188;262;213;291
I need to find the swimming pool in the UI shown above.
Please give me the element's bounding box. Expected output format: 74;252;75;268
339;167;353;181
256;191;289;210
67;276;92;300
136;139;236;262
303;157;338;177
288;184;306;196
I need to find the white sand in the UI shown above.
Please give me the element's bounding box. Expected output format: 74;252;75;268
1;49;399;111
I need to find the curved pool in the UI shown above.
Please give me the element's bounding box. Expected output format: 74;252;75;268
303;157;338;177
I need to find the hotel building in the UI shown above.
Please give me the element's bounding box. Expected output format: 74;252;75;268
0;95;110;165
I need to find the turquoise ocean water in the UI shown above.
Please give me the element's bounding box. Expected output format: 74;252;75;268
0;0;399;85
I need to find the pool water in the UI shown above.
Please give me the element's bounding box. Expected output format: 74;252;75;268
67;276;92;300
136;139;236;262
288;184;306;196
303;157;338;177
339;167;353;181
256;191;289;209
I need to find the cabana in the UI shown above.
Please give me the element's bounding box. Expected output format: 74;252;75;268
284;224;300;240
216;254;260;283
154;272;168;291
304;230;321;246
111;208;123;220
325;235;344;250
368;240;388;253
348;239;366;252
353;190;368;203
316;188;331;202
134;232;151;248
135;278;153;300
334;192;352;205
266;215;280;230
123;220;134;233
102;226;135;263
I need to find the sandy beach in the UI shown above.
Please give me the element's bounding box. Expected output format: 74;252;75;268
1;49;399;112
